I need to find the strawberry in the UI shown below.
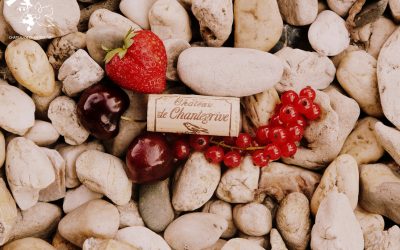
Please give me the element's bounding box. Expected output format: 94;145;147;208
104;29;167;94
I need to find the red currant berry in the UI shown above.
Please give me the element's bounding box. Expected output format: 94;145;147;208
223;136;236;146
255;125;271;145
295;97;313;115
252;150;269;167
287;124;304;142
279;104;299;124
274;103;282;113
264;143;281;161
269;114;284;126
268;126;289;145
173;139;191;160
235;133;252;149
189;135;210;151
205;146;225;164
289;115;307;128
305;104;321;121
300;86;316;101
280;141;297;157
281;90;299;105
252;140;260;147
223;151;242;168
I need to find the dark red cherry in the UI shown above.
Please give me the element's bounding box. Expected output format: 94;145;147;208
77;83;129;140
125;132;174;184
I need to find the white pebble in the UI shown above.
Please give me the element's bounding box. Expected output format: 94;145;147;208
24;120;60;146
0;84;35;135
308;10;350;56
48;96;90;146
58;49;104;97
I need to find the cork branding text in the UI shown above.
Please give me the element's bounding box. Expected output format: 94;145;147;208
147;94;240;136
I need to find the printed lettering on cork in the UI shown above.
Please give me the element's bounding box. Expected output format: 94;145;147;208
147;94;241;136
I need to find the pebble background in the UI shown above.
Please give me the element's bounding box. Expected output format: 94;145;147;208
0;0;399;249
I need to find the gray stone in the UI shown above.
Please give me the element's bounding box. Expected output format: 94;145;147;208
139;179;174;232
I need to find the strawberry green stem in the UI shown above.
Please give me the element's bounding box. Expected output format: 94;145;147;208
103;28;138;63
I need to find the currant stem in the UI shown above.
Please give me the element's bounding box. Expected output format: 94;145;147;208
209;139;265;151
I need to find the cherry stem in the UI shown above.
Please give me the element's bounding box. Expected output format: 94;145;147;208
120;116;146;123
209;139;265;151
120;116;131;121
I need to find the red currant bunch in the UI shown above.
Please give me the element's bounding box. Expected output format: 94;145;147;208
171;86;321;169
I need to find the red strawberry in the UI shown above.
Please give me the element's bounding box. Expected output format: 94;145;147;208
104;29;167;94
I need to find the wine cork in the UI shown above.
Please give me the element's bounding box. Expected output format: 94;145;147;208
147;94;240;136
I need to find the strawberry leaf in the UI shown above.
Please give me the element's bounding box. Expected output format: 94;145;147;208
123;28;138;49
104;48;125;63
104;28;138;63
118;49;128;59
